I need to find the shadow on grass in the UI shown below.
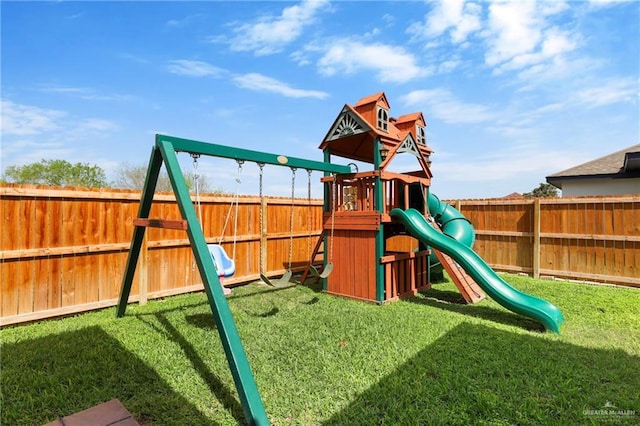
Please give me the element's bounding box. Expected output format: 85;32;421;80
413;287;545;333
151;314;246;423
420;286;467;304
0;326;213;426
324;323;640;425
224;280;301;300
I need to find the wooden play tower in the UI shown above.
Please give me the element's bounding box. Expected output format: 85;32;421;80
308;92;435;302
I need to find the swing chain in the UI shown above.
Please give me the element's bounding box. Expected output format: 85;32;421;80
219;159;244;258
231;160;244;258
306;169;313;259
191;153;203;228
329;173;337;262
191;153;201;167
258;163;265;275
235;160;244;183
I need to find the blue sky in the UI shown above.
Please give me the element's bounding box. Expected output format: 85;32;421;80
1;0;638;199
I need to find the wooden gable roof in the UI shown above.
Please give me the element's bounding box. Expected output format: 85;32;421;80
319;92;432;170
354;92;390;110
318;104;377;163
395;112;425;126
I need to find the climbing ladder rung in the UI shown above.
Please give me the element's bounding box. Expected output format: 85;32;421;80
301;234;326;284
434;249;486;304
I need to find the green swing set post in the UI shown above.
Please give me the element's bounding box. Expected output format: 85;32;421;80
117;134;350;425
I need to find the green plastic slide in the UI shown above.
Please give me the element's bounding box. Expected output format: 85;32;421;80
390;207;565;333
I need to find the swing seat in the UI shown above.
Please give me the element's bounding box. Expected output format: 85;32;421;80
208;244;236;278
310;262;333;279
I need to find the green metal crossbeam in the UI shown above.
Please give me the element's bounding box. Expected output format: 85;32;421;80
158;134;352;174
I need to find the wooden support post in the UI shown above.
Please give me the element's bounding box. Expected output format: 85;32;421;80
403;183;410;211
117;145;162;317
261;197;268;276
322;149;331;292
374;137;385;302
139;232;148;305
533;198;541;279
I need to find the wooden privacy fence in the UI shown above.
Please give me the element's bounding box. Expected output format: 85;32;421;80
451;196;639;288
1;185;638;326
1;185;323;326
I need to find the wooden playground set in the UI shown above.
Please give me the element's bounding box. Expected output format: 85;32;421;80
114;92;564;425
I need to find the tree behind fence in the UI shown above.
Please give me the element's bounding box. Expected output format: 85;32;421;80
1;185;638;326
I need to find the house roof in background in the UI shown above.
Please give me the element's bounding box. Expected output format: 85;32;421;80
502;192;523;198
547;143;640;182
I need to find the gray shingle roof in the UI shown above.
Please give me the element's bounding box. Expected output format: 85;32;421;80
547;143;640;178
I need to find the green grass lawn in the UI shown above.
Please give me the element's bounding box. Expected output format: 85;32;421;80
2;275;639;425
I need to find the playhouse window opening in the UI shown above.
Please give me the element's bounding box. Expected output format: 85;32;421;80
416;125;426;145
377;107;389;132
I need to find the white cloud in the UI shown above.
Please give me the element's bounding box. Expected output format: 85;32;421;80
39;86;136;102
433;144;587;185
1;100;120;172
167;60;227;78
484;1;544;67
400;89;497;124
587;0;637;8
1;100;118;139
408;0;482;44
574;77;639;108
227;0;330;55
483;0;577;76
75;118;119;133
514;76;638;115
381;13;395;27
166;14;203;28
232;73;329;99
405;0;582;84
0;100;65;136
167;59;328;99
317;39;427;83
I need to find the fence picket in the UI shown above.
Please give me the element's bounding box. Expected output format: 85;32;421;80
1;184;638;326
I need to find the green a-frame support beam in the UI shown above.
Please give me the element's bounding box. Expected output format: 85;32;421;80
117;134;351;425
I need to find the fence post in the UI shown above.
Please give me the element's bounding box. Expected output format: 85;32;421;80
532;198;541;279
261;197;268;276
139;231;148;305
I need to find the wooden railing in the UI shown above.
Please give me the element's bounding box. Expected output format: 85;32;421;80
324;171;429;217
